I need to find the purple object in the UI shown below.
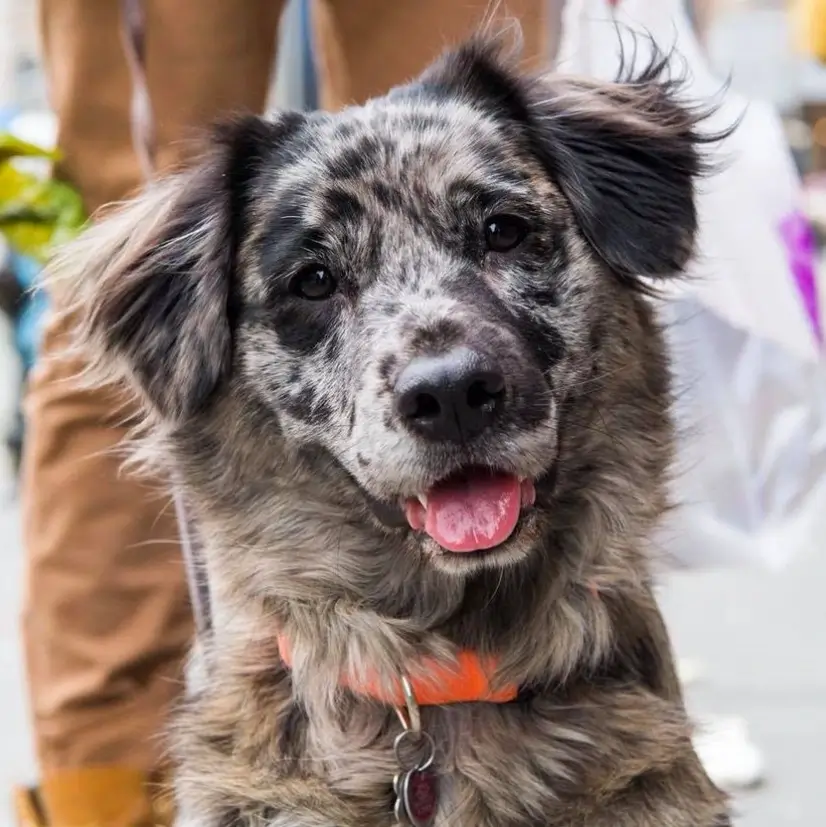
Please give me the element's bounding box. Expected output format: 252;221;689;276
779;211;822;345
404;769;438;827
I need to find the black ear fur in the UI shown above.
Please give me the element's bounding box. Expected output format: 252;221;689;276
417;33;531;125
420;36;725;282
523;52;720;281
100;155;235;423
62;112;304;422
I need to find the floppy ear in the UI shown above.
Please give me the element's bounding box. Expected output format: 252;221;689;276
48;113;304;422
421;37;721;282
523;58;716;281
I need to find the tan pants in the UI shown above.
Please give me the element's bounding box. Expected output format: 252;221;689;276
22;0;547;775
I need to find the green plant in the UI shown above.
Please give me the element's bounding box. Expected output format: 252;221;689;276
0;132;87;263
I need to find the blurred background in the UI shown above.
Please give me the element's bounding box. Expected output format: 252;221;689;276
0;1;825;825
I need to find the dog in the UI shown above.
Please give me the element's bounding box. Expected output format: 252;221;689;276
48;33;732;827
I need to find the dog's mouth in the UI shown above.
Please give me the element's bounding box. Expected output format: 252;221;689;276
402;467;536;553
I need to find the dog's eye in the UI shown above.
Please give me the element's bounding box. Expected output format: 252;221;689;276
290;265;337;300
484;214;529;253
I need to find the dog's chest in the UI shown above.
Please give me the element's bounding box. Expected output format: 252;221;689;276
291;701;589;827
177;653;711;826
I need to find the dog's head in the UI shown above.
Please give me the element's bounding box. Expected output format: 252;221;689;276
54;38;712;584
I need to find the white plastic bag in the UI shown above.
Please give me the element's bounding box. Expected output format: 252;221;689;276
556;0;826;568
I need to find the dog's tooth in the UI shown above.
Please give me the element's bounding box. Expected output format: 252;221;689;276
417;494;428;508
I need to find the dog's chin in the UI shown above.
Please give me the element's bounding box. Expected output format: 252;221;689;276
420;510;540;576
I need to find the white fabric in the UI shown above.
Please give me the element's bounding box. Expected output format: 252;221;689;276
557;0;826;568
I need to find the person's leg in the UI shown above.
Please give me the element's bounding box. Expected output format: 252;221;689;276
24;0;187;795
144;0;284;173
19;2;282;824
314;0;547;110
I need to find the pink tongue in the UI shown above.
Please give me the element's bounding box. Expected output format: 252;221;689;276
423;471;521;553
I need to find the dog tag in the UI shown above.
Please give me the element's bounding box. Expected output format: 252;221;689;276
393;768;439;827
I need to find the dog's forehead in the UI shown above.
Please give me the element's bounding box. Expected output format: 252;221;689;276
274;97;530;201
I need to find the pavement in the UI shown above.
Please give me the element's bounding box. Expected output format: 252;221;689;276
0;478;823;826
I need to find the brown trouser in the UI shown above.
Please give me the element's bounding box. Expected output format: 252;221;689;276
22;0;547;774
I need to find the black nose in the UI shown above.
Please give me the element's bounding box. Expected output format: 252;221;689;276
394;348;506;442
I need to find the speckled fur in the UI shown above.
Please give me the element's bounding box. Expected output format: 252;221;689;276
47;34;730;827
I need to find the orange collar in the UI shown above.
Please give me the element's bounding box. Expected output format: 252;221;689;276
277;635;518;707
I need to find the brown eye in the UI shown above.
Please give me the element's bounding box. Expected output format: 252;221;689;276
484;214;529;253
290;265;337;300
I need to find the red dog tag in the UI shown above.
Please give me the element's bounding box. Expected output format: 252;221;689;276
393;768;439;827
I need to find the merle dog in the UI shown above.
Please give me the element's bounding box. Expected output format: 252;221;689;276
48;34;731;827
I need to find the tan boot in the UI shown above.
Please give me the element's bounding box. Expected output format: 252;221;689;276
12;767;174;827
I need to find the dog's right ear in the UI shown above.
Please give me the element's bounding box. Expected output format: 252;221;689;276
48;112;305;423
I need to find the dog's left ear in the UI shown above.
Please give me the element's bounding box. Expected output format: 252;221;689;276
48;112;305;422
421;37;717;282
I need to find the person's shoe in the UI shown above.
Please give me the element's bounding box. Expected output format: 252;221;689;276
12;767;174;827
692;714;766;791
12;785;45;827
676;657;707;687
